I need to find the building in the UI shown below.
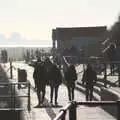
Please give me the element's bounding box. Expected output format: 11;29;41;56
52;26;107;63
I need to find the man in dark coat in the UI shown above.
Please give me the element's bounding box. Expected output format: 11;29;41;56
49;63;62;105
33;62;38;90
82;64;97;101
43;57;53;85
33;61;47;105
65;64;77;101
106;43;116;75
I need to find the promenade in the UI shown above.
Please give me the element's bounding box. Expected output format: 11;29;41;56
1;61;117;120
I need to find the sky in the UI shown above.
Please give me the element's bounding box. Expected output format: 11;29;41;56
0;0;120;47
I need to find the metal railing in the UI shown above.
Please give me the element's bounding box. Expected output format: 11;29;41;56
54;101;120;120
0;82;31;112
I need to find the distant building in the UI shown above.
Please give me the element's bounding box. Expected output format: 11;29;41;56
0;47;52;62
52;26;107;63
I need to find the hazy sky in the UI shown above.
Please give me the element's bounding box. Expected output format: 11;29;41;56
0;0;120;46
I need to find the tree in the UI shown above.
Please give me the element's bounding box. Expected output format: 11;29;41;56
110;16;120;46
1;49;8;63
25;49;30;62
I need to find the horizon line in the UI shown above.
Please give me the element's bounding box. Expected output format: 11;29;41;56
0;44;52;48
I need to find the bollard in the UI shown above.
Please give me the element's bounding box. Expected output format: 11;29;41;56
69;101;77;120
117;100;120;120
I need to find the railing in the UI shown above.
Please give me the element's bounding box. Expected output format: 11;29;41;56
99;61;120;87
0;82;31;112
76;60;120;87
54;101;120;120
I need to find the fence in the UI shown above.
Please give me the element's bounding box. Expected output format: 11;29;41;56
0;82;31;112
54;101;120;120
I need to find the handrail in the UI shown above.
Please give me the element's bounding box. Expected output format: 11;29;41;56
53;110;65;120
53;102;72;120
76;101;116;106
102;61;120;64
54;100;120;120
0;81;29;85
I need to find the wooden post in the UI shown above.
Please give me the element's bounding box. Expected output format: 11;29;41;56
27;82;31;112
117;100;120;120
118;66;120;87
69;101;77;120
61;112;66;120
104;63;107;87
10;61;13;79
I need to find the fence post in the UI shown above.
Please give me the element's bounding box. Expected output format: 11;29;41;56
60;109;66;120
104;63;107;87
118;66;120;87
69;101;77;120
11;83;13;108
27;82;31;112
10;61;13;79
117;100;120;120
13;83;16;109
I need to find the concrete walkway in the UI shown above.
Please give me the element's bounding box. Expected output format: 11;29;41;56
2;61;116;120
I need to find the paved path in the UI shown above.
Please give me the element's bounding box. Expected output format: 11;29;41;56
2;62;116;120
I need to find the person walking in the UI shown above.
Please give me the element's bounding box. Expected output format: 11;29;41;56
82;64;97;101
106;43;116;75
43;57;53;85
33;62;38;90
33;61;47;105
49;63;62;105
65;64;77;101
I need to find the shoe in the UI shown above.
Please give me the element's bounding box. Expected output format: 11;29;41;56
69;98;71;101
55;101;58;105
50;101;53;104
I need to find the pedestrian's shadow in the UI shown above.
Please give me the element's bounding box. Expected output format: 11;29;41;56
51;104;63;108
34;104;63;108
34;98;63;119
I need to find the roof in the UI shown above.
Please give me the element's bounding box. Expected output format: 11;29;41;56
53;26;107;40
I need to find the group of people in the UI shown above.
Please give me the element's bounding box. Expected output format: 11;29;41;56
33;57;78;106
33;57;97;106
33;58;62;105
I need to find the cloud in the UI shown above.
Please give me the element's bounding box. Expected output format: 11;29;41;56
0;32;52;46
8;32;28;45
0;34;7;41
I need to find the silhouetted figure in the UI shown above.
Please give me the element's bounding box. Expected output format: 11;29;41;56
82;64;97;101
48;63;62;105
107;43;116;75
33;61;47;105
33;62;38;90
65;64;77;101
43;57;53;85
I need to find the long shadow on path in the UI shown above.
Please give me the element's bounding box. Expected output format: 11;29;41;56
30;84;61;120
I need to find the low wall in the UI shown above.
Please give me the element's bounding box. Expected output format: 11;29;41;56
0;109;24;120
101;87;120;117
0;65;26;120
